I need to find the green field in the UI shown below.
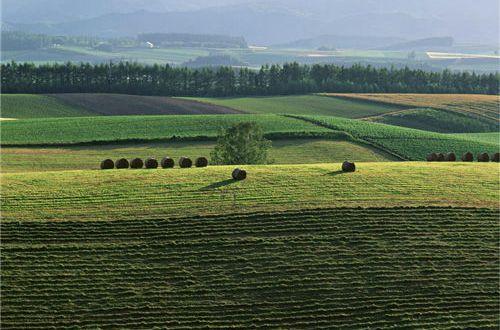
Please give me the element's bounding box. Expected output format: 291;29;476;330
451;132;500;144
188;95;405;118
2;163;498;222
2;207;498;329
1;94;91;118
0;114;333;145
297;115;499;160
366;108;499;133
0;139;394;173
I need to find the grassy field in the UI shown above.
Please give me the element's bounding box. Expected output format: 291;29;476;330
2;206;498;329
1;94;92;118
328;93;500;123
0;139;395;173
365;108;499;133
188;95;405;118
0;114;333;146
451;132;500;144
297;115;499;160
2;162;498;222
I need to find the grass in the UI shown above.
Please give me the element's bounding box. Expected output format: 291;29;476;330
327;93;500;123
0;114;332;146
2;162;498;222
365;108;499;133
451;132;500;144
0;139;395;173
296;115;499;160
2;207;498;329
0;94;92;118
187;95;404;118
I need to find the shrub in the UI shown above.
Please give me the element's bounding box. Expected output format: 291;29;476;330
211;122;271;165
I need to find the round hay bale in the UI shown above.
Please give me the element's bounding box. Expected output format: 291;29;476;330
461;152;473;162
426;153;438;162
445;152;456;162
342;161;356;173
145;158;159;169
179;157;193;168
492;152;500;162
161;157;175;168
477;152;490;162
100;159;114;170
195;157;208;168
115;158;130;169
436;153;445;162
232;168;247;181
130;158;144;169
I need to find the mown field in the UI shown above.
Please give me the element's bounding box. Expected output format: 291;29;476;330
1;94;93;118
2;207;498;329
2;163;498;222
187;95;404;118
297;115;499;160
0;114;333;145
0;139;394;173
451;132;500;144
328;93;500;122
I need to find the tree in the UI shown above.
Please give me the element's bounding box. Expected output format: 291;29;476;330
211;122;271;165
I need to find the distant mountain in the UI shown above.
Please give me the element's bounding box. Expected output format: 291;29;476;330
380;37;455;51
3;0;499;45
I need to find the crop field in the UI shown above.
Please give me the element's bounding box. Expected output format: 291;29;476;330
187;95;405;118
365;108;499;133
327;93;500;123
0;139;394;173
1;114;333;146
0;94;92;118
297;115;499;160
451;132;500;144
2;163;498;222
2;207;498;329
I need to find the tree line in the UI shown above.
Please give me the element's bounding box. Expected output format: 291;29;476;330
1;61;498;96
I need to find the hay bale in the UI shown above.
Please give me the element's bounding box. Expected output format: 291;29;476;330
445;152;456;162
342;161;356;172
130;158;144;169
145;158;159;169
477;152;490;162
179;157;193;168
195;157;208;168
436;153;445;162
115;158;130;169
232;168;247;180
492;152;500;162
426;153;438;162
461;152;473;162
100;159;114;170
161;157;175;168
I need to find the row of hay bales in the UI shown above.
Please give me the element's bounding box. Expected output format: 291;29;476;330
427;152;500;162
100;157;209;170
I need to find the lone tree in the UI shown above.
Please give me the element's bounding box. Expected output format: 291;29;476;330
211;122;271;165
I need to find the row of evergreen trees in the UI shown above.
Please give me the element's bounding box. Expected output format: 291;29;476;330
1;61;498;96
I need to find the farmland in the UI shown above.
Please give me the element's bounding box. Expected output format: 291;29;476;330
187;95;404;118
2;163;498;222
0;114;332;145
297;115;499;160
0;94;93;118
2;206;498;329
0;139;395;173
